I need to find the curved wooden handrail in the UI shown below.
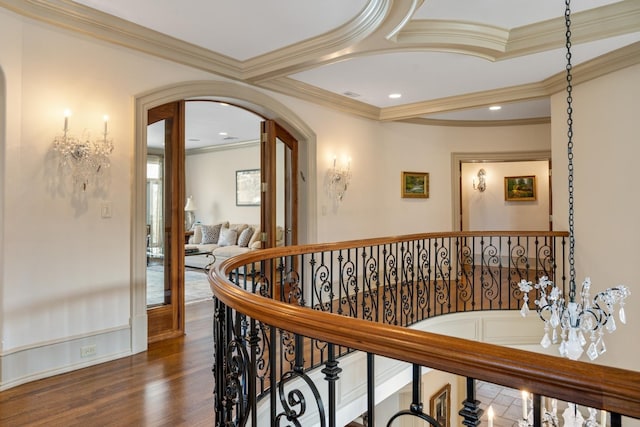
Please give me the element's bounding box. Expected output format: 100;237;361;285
209;231;640;419
217;230;569;265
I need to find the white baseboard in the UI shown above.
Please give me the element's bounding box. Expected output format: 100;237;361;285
0;326;132;391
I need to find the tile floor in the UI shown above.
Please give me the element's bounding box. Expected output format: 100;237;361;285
476;381;525;427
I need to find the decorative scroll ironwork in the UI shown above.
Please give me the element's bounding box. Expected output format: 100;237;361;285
274;370;327;427
361;248;379;322
387;410;441;427
213;232;577;426
382;246;399;325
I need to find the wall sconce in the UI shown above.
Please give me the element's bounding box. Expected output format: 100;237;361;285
473;168;487;192
326;156;351;203
184;195;197;230
52;110;114;191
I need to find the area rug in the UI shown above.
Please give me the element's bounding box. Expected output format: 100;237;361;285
146;266;213;306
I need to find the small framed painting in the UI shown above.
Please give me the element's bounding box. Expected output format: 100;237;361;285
504;175;536;201
430;383;451;427
236;169;261;206
401;171;429;198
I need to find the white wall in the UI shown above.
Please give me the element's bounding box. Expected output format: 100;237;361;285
461;161;550;231
0;8;218;385
268;95;551;242
186;144;261;225
551;63;640;375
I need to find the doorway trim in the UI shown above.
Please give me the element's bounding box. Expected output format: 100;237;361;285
451;151;551;231
131;80;317;353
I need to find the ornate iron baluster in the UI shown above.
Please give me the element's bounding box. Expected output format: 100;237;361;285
457;236;475;311
459;377;483;426
386;364;439;426
213;295;225;426
383;244;398;325
322;343;341;427
367;352;375;427
415;239;431;321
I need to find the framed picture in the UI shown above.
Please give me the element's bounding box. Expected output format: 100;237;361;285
504;175;536;201
430;383;451;427
401;171;429;198
236;169;261;206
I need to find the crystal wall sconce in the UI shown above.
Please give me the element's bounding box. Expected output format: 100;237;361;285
52;109;114;191
473;168;486;192
326;156;351;204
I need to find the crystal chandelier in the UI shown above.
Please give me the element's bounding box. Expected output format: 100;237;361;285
518;0;630;361
53;110;114;191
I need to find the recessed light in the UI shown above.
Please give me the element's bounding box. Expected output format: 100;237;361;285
489;105;502;111
218;102;229;106
343;91;361;98
389;93;402;99
219;132;228;136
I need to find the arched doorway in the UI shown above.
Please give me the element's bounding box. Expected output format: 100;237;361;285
131;81;317;350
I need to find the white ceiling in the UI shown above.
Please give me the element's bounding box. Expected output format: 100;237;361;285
64;0;640;148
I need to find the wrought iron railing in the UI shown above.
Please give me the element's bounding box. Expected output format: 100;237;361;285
210;231;640;426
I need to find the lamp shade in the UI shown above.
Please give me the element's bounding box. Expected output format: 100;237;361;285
184;196;196;212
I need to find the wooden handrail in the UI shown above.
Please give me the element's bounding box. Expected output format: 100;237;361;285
210;232;640;420
216;230;570;267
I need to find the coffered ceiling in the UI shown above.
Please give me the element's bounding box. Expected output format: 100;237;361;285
3;0;640;146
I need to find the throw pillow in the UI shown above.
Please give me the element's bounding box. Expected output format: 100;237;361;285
237;227;254;247
201;223;223;244
218;227;238;247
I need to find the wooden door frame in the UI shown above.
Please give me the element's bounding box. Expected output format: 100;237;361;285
451;151;552;231
261;120;298;249
133;81;318;354
146;101;186;343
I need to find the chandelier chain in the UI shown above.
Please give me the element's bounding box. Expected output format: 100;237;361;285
565;0;576;302
518;0;630;364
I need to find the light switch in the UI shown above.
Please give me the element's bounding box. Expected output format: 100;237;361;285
101;202;112;218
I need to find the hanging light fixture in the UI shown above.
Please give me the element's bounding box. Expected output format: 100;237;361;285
326;155;351;205
53;110;114;191
518;0;630;361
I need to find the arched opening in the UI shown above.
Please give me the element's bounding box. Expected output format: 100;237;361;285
131;81;317;351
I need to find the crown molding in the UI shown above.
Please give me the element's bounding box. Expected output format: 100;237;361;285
379;82;548;121
186;139;260;156
394;2;640;62
399;116;550;128
541;41;640;95
381;41;640;122
259;77;381;120
0;0;244;79
385;0;424;40
2;0;639;126
507;1;640;59
242;0;390;83
395;20;510;59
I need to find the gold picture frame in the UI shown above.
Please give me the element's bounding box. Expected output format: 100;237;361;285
430;383;451;427
504;175;536;201
401;171;429;198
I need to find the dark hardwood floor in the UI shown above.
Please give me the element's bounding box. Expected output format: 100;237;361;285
0;300;216;427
